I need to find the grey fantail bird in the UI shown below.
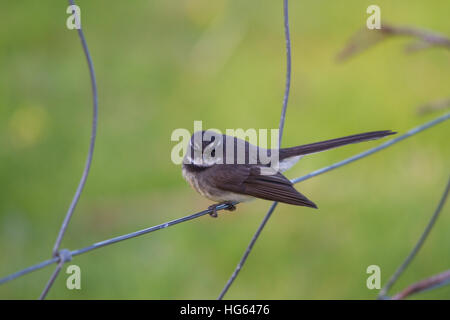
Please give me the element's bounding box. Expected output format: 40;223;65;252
182;129;396;216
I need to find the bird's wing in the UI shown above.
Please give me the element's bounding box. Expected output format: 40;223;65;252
207;165;317;208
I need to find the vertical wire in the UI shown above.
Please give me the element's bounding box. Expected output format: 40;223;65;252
218;0;291;299
39;262;64;300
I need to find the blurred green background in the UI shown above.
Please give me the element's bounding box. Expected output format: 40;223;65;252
0;0;449;299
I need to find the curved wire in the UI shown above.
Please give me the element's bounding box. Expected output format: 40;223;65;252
51;0;98;258
379;176;450;299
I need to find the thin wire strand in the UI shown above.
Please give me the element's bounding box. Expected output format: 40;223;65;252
0;112;448;287
70;203;231;257
379;176;450;299
0;257;59;285
278;0;291;146
52;0;98;257
218;202;279;299
39;262;64;300
38;0;99;300
218;0;291;300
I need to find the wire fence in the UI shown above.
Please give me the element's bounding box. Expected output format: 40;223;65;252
380;177;450;299
1;0;449;299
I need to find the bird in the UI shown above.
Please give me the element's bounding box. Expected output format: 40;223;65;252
182;129;396;217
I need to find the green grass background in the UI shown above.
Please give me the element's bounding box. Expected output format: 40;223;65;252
0;0;449;299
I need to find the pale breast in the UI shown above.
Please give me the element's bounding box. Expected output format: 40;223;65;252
182;167;253;203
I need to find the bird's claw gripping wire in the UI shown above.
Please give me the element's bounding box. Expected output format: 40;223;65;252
208;202;237;218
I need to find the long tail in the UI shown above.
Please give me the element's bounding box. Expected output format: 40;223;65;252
279;130;396;160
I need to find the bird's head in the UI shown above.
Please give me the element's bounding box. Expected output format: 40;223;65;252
184;130;224;167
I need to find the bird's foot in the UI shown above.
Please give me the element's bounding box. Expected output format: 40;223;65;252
224;202;236;211
208;204;219;218
208;202;236;218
